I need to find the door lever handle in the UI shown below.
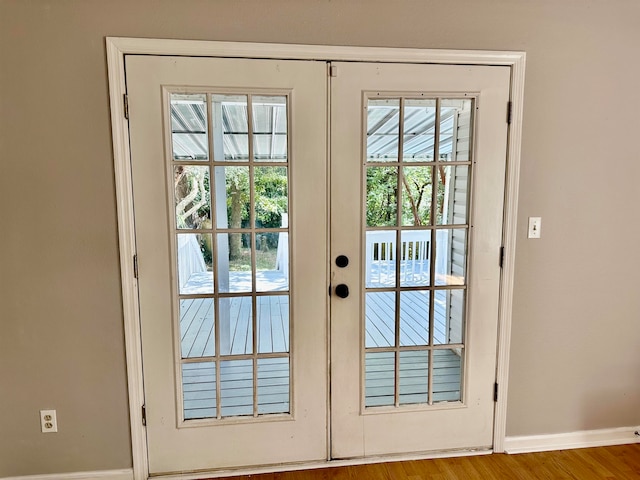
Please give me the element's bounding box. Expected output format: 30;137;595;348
335;284;349;298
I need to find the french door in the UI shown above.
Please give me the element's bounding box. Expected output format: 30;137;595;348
125;54;509;475
126;56;329;474
330;62;509;457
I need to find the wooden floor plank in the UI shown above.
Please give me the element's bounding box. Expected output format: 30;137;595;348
210;445;640;480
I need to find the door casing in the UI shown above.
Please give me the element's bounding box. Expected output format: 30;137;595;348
106;37;525;480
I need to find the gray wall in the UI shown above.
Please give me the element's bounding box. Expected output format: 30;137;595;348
1;0;639;476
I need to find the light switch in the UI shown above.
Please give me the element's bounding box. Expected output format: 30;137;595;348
528;217;541;239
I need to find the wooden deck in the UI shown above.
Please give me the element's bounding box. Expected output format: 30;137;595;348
180;294;289;358
182;357;290;419
180;270;462;419
365;349;461;406
366;290;450;347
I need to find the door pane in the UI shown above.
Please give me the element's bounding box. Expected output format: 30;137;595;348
399;350;429;405
257;295;289;353
403;99;436;162
257;357;290;414
182;362;216;420
434;289;465;345
365;351;395;407
220;359;253;417
217;233;252;293
399;230;431;287
399;290;429;346
367;99;400;162
365;292;395;348
402;166;433;226
212;94;248;162
215;166;250;229
437;165;469;225
221;296;253;355
254;166;288;228
365;230;397;288
171;94;208;161
435;229;467;286
253;96;288;162
432;349;462;403
180;298;215;358
177;233;213;295
440;99;473;162
366;167;398;227
174;165;211;229
256;232;289;292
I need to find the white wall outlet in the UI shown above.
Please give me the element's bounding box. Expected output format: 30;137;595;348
40;409;58;433
528;217;542;239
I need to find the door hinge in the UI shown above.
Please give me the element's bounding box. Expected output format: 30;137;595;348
499;246;505;268
141;404;146;426
329;64;338;77
328;284;332;297
133;254;139;279
494;382;499;402
123;94;129;120
506;101;512;124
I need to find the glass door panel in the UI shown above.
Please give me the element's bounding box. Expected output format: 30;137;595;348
363;96;471;409
169;92;292;420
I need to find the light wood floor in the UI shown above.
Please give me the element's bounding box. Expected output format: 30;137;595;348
212;445;640;480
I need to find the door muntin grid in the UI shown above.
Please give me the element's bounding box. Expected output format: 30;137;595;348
362;95;474;410
167;90;292;423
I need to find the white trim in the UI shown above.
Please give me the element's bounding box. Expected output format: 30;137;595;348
106;37;524;66
105;40;148;480
504;426;640;454
1;469;133;480
492;51;526;453
106;37;525;478
155;449;492;480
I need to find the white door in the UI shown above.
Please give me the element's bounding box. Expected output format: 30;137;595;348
126;55;328;474
126;55;509;474
330;62;509;457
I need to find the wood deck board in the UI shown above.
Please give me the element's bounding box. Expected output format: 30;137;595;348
365;290;450;348
365;350;461;406
180;269;463;419
182;357;290;420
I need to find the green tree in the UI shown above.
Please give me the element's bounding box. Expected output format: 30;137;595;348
366;166;447;227
224;166;288;259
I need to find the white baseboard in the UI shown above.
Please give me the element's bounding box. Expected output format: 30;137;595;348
0;468;133;480
504;426;640;454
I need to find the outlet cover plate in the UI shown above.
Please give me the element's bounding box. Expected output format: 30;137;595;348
40;409;58;433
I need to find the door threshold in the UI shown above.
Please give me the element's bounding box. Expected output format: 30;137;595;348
151;448;493;479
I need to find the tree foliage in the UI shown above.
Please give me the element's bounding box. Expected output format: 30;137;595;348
175;166;290;260
366;166;447;227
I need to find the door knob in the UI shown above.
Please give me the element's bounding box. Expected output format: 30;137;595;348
335;284;349;298
335;255;349;268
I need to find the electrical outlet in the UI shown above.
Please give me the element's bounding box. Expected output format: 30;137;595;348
40;409;58;433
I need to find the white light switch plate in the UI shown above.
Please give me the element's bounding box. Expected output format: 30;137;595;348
528;217;542;238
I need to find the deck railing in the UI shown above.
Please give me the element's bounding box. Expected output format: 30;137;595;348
365;230;449;286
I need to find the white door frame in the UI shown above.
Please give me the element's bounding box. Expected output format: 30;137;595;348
106;37;525;480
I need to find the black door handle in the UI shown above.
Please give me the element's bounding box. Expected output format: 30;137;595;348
335;284;349;298
335;255;349;268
